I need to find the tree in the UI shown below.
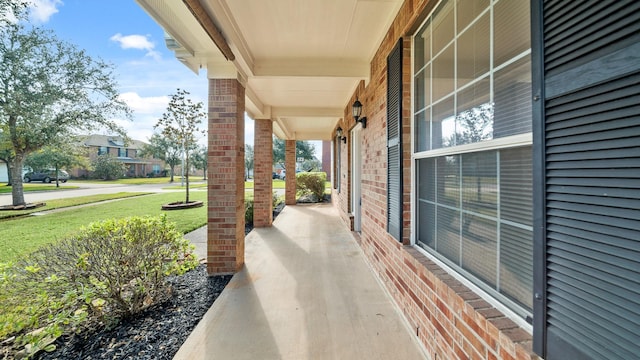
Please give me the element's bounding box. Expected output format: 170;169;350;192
272;139;316;169
299;158;321;172
0;0;26;25
245;144;254;179
0;130;14;185
155;89;205;204
139;133;181;182
445;103;493;147
24;141;89;187
92;154;126;180
191;144;208;180
0;21;130;205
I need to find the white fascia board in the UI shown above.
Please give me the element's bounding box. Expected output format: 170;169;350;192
274;118;293;140
246;88;271;120
291;131;334;141
205;0;256;78
255;59;370;79
272;107;343;118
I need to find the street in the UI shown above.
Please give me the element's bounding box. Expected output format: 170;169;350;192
0;181;190;206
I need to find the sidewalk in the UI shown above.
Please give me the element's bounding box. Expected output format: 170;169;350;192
175;204;427;360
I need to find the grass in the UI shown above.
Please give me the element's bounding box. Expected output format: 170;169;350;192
72;177;183;185
0;191;207;263
162;182;207;190
168;179;288;190
0;184;79;194
0;192;150;220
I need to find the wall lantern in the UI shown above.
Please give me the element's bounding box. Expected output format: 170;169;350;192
336;126;347;143
352;98;367;128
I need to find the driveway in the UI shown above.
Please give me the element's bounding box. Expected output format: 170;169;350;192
0;181;196;206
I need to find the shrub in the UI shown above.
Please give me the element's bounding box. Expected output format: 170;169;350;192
91;154;126;180
245;192;283;225
0;215;199;358
244;196;254;224
296;172;327;201
272;191;284;210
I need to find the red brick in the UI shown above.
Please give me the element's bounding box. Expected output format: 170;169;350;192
253;119;273;227
207;78;245;275
284;140;296;205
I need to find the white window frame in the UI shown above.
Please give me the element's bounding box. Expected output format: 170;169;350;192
410;0;534;331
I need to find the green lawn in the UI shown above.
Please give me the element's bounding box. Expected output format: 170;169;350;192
162;182;207;190
0;191;207;263
0;184;79;194
0;192;150;220
72;176;184;185
0;177;334;263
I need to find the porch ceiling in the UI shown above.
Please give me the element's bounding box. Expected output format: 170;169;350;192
135;0;403;140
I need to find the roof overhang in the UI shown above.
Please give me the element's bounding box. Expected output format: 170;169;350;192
135;0;403;140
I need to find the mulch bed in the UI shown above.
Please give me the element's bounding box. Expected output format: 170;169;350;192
29;204;289;359
35;267;231;360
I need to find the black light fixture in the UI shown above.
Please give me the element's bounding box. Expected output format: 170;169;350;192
336;126;347;144
352;98;367;128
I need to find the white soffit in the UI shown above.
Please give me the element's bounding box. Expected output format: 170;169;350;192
136;0;403;140
135;0;227;73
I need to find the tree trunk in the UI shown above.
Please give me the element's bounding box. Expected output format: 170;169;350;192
9;155;25;206
169;165;175;182
185;153;190;204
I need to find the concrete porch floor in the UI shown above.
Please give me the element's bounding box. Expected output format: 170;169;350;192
175;203;427;360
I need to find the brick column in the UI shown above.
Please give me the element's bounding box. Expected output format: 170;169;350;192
321;140;331;179
207;78;245;275
253;119;273;227
285;140;296;205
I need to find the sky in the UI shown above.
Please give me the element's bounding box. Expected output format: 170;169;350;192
24;0;255;147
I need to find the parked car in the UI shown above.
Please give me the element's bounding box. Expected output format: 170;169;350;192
24;169;70;183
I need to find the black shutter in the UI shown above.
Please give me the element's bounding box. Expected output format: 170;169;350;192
387;38;403;242
532;1;640;359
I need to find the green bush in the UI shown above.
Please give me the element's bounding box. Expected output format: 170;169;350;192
273;191;284;209
245;196;254;224
91;154;126;180
0;215;199;358
245;191;284;225
296;172;327;201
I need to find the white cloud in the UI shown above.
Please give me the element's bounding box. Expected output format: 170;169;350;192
28;0;62;23
116;93;168;141
110;33;161;60
118;92;169;115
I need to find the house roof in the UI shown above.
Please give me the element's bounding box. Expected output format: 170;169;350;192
135;0;403;140
81;134;148;150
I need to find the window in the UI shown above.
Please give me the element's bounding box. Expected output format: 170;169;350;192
118;148;127;157
414;0;532;317
98;146;108;156
152;164;161;174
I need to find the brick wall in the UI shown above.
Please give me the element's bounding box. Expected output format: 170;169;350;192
335;0;542;359
284;140;296;205
321;140;331;179
254;119;273;227
207;78;245;274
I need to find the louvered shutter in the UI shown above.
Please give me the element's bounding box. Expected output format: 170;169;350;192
532;1;640;359
387;39;403;242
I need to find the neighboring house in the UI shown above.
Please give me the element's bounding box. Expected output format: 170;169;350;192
73;134;165;178
0;162;32;184
138;1;640;360
0;162;7;183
